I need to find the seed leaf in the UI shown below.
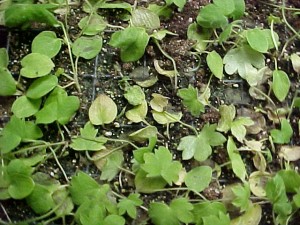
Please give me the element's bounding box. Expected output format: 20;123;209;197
227;137;246;181
272;70;290;102
72;36;102;59
207;51;223;79
125;100;148;123
131;7;160;31
89;94;117;125
26;75;58;99
21;53;54;78
78;14;107;36
12;96;42;118
246;28;269;53
184;166;212;192
124;85;145;106
197;4;228;29
109;27;149;62
32;31;62;58
0;68;16;96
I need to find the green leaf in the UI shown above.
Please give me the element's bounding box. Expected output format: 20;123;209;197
7;159;34;199
0;115;43;153
76;200;105;225
31;31;62;58
70;122;107;151
184;166;212;192
124;85;145;106
0;68;16;96
266;174;292;216
26;184;55;214
197;4;228;29
0;48;8;68
291;53;300;73
231;117;254;142
170;198;194;224
246;28;269;53
152;110;182;125
272;70;290;102
20;53;54;78
53;187;74;217
26;75;58;99
12;96;41;118
278;170;300;193
109;27;150;62
135;169;167;193
126;100;148;123
177;85;205;116
129;126;158;142
78;14;107;36
118;193;143;219
89;94;117;125
223;45;265;78
178;124;226;161
149;202;180;225
35;87;80;125
99;151;124;181
213;0;235;16
131;7;160;31
141;146;182;185
133;136;157;164
192;202;227;224
72;36;102;60
165;0;186;10
232;183;251;212
150;93;169;112
229;0;245;20
103;215;125;225
4;4;58;28
69;171;102;205
270;119;293;144
207;51;223;79
187;23;212;51
148;4;173;19
227;137;246;181
202;212;231;225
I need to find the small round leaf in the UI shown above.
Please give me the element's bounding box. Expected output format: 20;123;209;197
20;53;54;78
26;75;58;99
184;166;212;192
272;70;290;102
32;31;62;58
12;96;41;118
72;36;102;59
246;29;268;53
89;94;117;125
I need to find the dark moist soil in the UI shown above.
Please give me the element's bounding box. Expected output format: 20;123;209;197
1;0;300;224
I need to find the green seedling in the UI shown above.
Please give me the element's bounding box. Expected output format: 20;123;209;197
232;182;251;212
140;146;182;185
148;4;173;19
0;48;16;96
124;85;145;106
0;115;43;154
89;94;117;125
129;125;158;142
290;53;300;73
270;118;293;144
11;96;41;118
184;166;212;192
117;193;143;219
26;75;58;99
165;0;186;11
178;123;226;161
35;87;80;125
149;198;194;225
217;104;254;142
177;85;206;116
126;100;148;123
70;122;107;151
227;136;247;181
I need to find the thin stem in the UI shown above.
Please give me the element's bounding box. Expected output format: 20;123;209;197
251;86;277;108
153;39;179;91
59;21;81;92
11;141;67;155
49;146;69;182
106;138;139;149
288;90;300;119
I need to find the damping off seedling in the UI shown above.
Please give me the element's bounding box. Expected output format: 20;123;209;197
177;123;226;161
